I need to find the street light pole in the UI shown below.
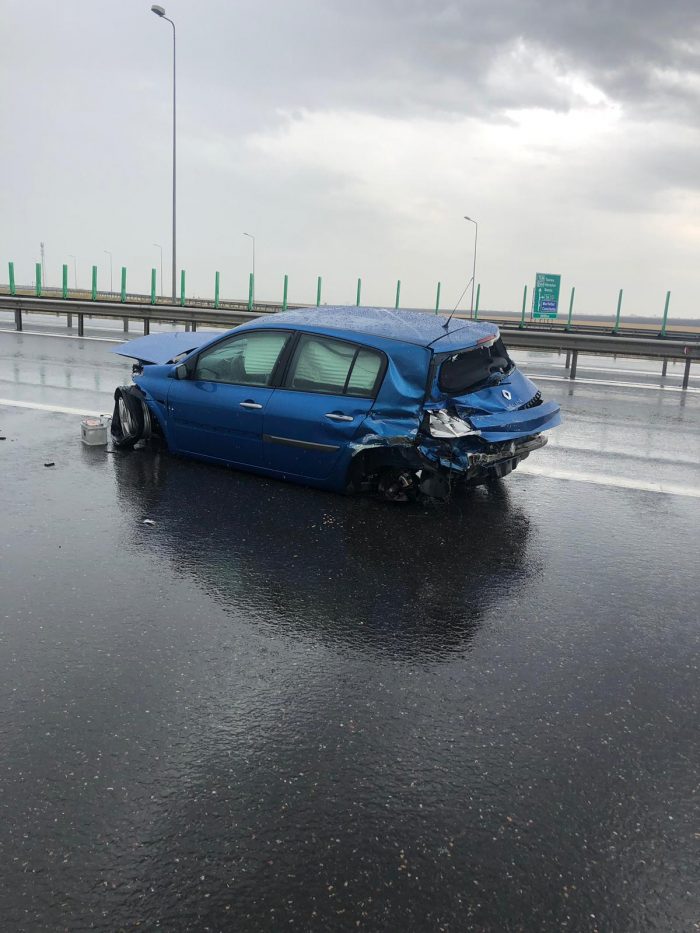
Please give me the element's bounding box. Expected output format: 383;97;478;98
151;5;176;302
68;254;77;289
104;250;113;293
464;215;478;319
243;232;255;301
153;243;163;296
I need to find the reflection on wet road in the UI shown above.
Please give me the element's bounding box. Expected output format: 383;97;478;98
0;331;699;931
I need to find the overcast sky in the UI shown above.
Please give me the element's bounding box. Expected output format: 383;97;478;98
2;0;699;317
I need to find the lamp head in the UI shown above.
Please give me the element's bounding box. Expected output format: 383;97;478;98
151;5;166;16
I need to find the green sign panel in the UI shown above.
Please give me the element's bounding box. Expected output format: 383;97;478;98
533;273;561;319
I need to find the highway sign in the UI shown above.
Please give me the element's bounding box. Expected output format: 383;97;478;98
533;273;561;319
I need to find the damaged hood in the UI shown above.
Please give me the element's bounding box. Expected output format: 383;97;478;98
112;331;226;365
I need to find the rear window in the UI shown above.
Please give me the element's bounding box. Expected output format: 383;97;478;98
439;337;513;394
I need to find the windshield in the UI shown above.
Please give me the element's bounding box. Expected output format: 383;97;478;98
438;338;513;395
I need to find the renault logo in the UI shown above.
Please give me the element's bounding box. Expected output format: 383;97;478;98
502;389;512;400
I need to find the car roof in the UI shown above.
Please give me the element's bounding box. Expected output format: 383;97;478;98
243;306;499;352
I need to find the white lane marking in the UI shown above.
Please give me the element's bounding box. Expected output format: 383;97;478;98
0;329;124;344
0;397;105;417
547;439;699;466
517;463;700;498
529;373;700;393
519;360;684;378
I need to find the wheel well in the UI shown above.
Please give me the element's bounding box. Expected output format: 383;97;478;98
346;446;414;490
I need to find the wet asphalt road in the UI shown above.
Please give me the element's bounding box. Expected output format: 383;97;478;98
1;330;699;932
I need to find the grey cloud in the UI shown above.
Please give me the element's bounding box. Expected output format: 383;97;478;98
183;0;700;127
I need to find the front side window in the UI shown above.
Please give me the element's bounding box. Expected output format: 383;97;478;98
285;335;384;398
194;331;290;386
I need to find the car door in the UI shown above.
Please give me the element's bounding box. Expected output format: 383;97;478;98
167;329;292;467
263;333;385;480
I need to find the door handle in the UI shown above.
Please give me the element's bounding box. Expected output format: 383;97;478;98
240;400;263;409
325;412;354;422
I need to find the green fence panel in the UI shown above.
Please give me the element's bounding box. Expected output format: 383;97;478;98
151;268;157;305
474;283;481;320
62;264;68;298
316;276;322;307
248;273;254;311
214;271;220;309
356;278;361;307
120;267;127;303
395;279;401;310
434;281;441;315
180;270;186;307
8;262;15;295
282;274;288;312
519;285;527;328
91;265;97;300
35;262;42;297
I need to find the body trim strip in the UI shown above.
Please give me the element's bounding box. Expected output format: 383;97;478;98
263;433;340;452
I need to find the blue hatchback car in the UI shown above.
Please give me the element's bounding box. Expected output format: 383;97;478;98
111;306;560;501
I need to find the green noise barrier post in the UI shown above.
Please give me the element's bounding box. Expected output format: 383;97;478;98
660;291;671;337
613;289;623;333
566;287;576;331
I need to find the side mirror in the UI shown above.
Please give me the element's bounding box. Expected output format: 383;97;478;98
174;363;189;380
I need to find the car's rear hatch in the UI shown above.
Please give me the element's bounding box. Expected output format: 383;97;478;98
430;334;560;442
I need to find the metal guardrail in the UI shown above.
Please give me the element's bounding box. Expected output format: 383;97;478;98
1;293;697;389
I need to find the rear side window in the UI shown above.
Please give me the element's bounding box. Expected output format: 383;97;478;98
285;335;384;398
346;349;382;395
439;337;513;394
194;331;289;386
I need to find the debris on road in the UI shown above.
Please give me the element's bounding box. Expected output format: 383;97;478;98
43;462;55;467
